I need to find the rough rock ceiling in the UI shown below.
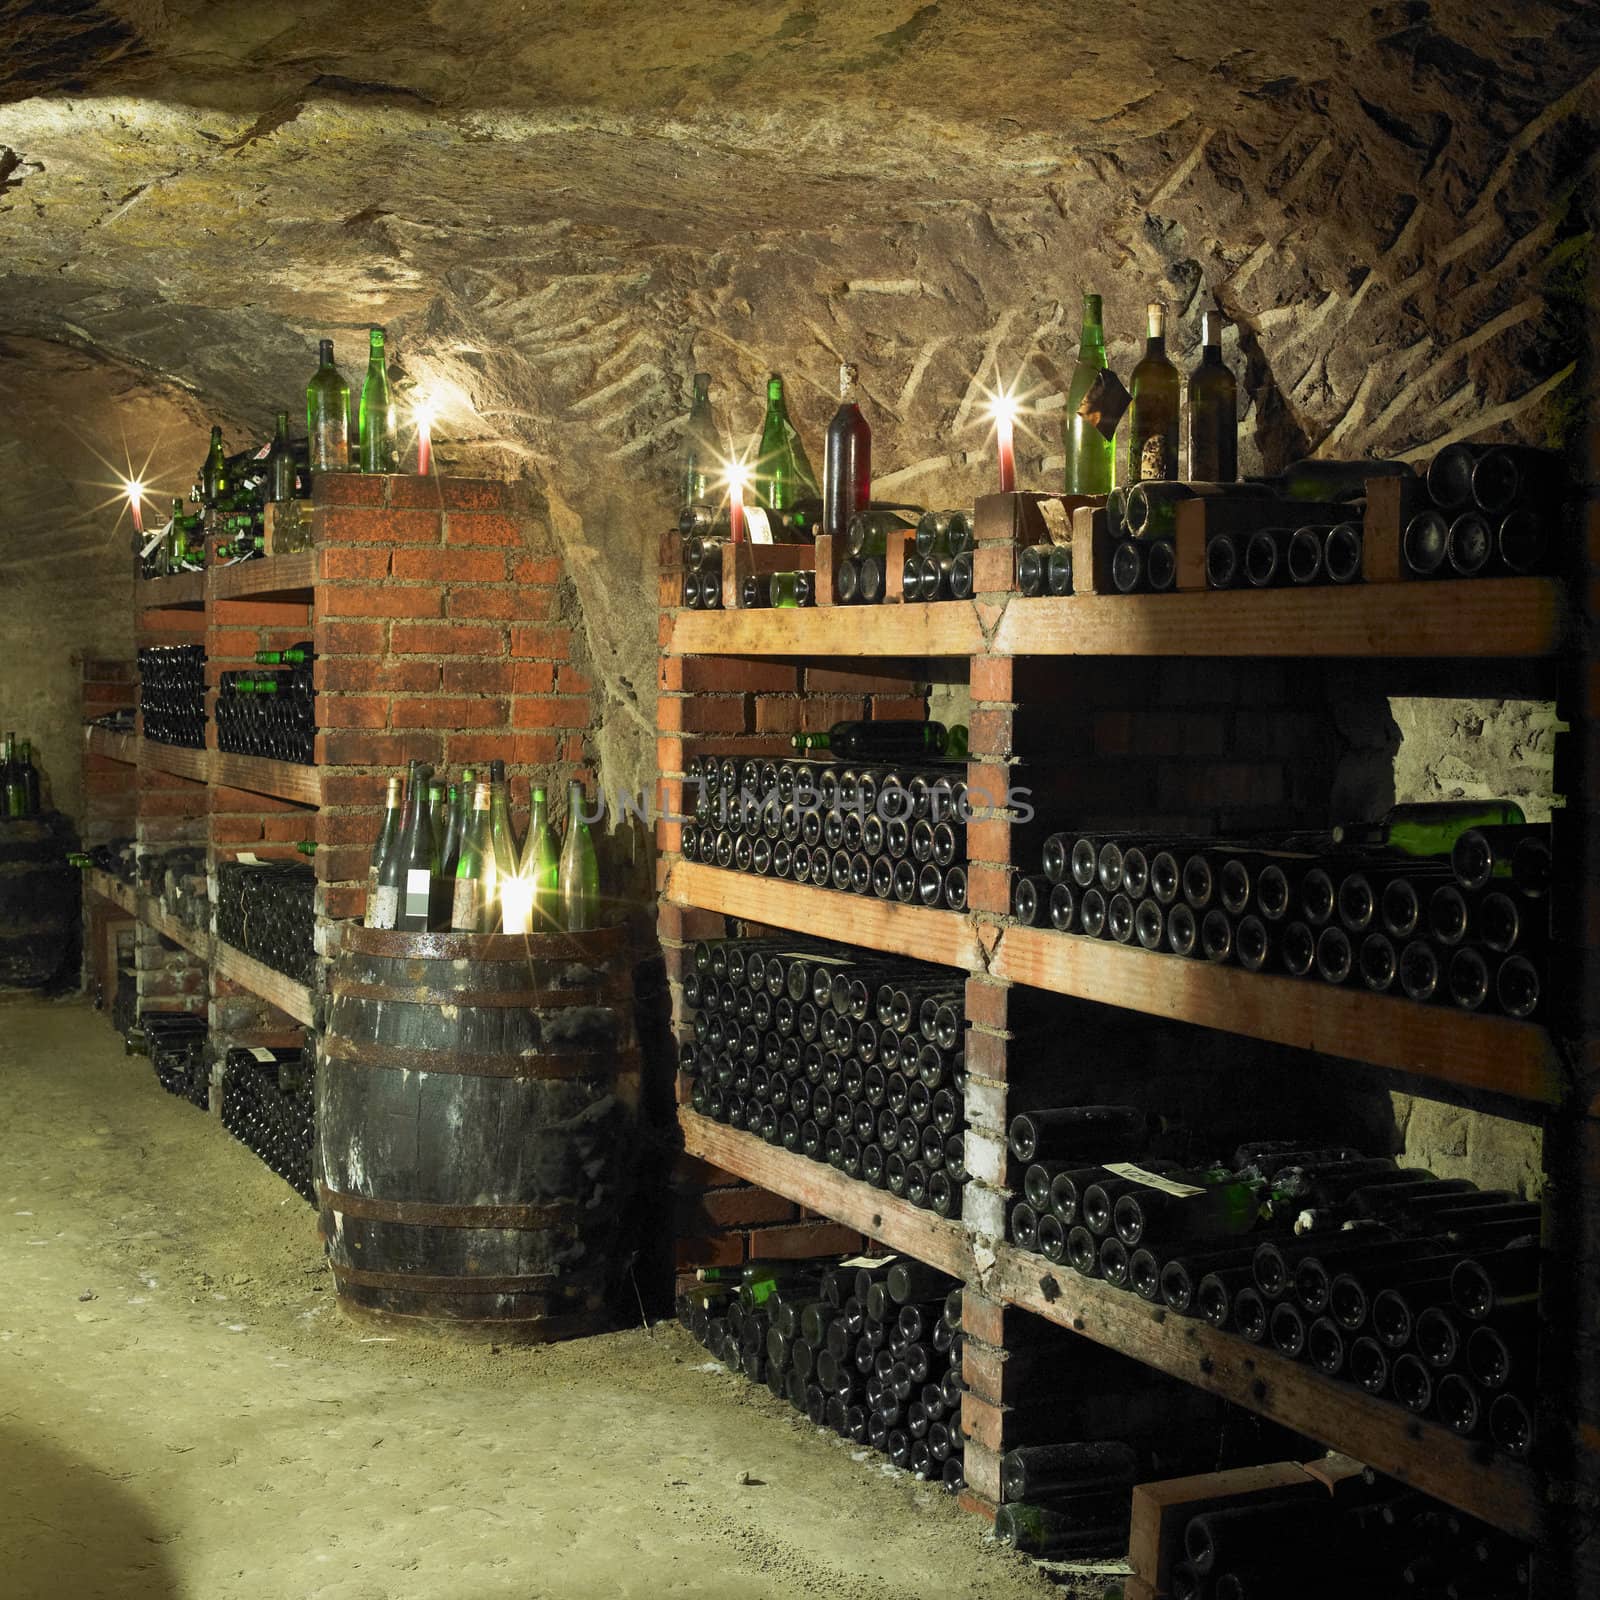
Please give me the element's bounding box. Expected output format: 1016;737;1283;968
2;0;1596;788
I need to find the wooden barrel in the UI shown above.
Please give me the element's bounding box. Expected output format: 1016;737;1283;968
317;923;638;1341
0;814;79;990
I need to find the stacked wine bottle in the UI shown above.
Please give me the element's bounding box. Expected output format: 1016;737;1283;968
682;725;969;911
840;508;972;605
138;644;207;748
1160;1475;1529;1598
215;642;316;764
216;859;315;984
1006;1119;1540;1461
220;1043;316;1203
132;1011;209;1107
1409;442;1563;579
680;936;969;1216
1017;811;1549;1019
678;1255;967;1489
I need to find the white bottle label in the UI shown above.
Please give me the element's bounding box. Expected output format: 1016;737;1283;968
1103;1162;1207;1199
451;878;482;932
367;884;400;929
403;869;432;924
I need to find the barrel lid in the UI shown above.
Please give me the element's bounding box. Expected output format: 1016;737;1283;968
340;923;630;963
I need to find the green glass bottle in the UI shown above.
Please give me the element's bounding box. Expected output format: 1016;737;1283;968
358;327;397;474
753;374;819;516
364;775;404;928
306;339;350;473
558;780;601;932
795;721;951;762
450;782;496;933
523;786;562;934
266;410;297;503
254;642;312;666
1185;311;1237;482
681;372;718;511
1127;302;1180;485
1062;292;1114;495
1335;801;1528;859
202;425;230;507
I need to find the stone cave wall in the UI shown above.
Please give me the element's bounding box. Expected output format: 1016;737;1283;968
1;1;1596;1185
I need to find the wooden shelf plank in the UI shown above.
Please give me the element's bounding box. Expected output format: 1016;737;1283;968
213;940;315;1028
666;860;982;971
208;551;315;602
210;751;320;806
85;725;139;766
140;738;210;784
134;573;205;611
85;868;210;962
992;578;1566;659
679;1109;973;1280
987;1244;1540;1540
995;926;1562;1108
670;603;985;660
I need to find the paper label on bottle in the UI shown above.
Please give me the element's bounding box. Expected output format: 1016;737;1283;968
249;1047;279;1064
366;885;399;928
1103;1162;1207;1198
404;869;432;923
745;506;774;545
451;878;482;932
1081;369;1131;441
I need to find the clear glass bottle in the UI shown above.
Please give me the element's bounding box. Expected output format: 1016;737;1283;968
558;780;600;931
681;372;718;512
305;340;350;473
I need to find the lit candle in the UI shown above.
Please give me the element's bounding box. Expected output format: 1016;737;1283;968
414;398;434;477
726;459;747;544
501;875;533;936
126;479;145;535
992;395;1017;493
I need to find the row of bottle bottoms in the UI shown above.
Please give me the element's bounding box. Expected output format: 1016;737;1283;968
219;1043;315;1205
1025;813;1550;1019
1003;1117;1538;1458
363;759;602;934
678;1256;968;1492
215;861;316;986
680;938;967;1216
1;731;43;819
131;1011;210;1109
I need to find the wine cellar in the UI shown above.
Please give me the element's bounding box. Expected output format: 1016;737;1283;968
2;5;1597;1598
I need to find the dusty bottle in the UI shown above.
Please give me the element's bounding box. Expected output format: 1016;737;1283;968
305;340;351;473
823;363;872;543
1127;302;1179;484
364;775;404;928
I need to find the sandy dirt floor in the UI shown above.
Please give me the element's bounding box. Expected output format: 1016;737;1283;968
0;995;1072;1600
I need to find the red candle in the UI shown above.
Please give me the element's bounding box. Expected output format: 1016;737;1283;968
727;463;747;544
416;406;433;476
994;400;1017;493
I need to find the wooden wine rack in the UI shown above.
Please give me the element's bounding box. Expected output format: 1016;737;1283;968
656;488;1598;1585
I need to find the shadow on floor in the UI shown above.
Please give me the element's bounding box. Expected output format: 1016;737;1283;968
0;1422;180;1598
